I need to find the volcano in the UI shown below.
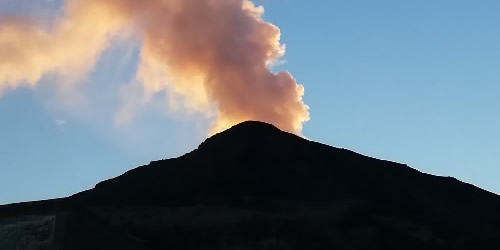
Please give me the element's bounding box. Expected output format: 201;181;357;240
1;121;499;250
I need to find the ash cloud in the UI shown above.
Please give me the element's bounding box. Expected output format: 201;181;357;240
0;0;309;134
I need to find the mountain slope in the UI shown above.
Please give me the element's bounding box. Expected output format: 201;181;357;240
1;121;499;250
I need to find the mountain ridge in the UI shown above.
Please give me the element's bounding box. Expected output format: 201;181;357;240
1;121;499;249
2;120;499;209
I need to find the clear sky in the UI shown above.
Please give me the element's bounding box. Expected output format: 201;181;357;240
0;0;499;204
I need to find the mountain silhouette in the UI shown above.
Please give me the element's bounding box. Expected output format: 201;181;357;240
1;121;499;250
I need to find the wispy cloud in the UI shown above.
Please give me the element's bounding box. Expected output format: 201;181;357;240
55;119;66;126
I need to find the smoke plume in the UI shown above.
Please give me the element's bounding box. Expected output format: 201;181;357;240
0;0;309;134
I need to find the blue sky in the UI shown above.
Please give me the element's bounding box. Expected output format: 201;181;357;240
0;0;499;204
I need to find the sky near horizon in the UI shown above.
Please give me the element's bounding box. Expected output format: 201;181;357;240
0;0;499;204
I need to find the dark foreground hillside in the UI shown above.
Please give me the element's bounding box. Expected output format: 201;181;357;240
1;121;499;250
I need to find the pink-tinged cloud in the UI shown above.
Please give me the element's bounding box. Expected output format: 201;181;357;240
0;0;309;134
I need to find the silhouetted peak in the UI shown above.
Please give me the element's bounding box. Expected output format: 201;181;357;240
220;120;281;135
197;121;291;151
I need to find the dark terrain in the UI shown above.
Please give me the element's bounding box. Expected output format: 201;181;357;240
1;121;499;249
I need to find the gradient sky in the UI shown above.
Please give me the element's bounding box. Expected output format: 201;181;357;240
0;0;499;204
